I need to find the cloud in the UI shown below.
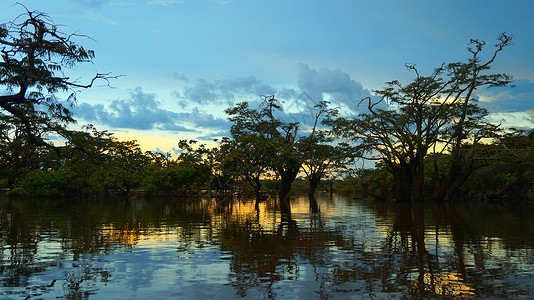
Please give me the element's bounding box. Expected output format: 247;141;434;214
176;70;368;119
478;79;534;114
74;87;229;132
295;63;372;110
75;88;182;130
181;75;276;105
172;72;189;82
277;88;299;100
182;79;218;104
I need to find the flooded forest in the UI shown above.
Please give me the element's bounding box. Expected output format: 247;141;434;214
1;7;534;299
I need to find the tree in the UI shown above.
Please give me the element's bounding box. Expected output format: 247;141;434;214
225;96;299;215
8;125;150;197
434;34;512;201
466;129;534;200
328;33;512;202
298;132;354;199
143;139;212;197
225;96;333;215
0;6;116;152
219;135;271;204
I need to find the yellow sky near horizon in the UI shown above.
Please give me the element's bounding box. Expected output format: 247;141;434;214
113;131;218;155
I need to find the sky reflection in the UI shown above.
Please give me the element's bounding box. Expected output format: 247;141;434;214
1;195;533;298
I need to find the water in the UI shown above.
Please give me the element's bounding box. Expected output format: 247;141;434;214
1;193;533;299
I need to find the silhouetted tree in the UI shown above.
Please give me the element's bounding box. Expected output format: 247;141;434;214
0;6;116;152
225;96;334;215
328;34;513;201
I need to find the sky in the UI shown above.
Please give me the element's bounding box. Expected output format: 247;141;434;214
2;0;534;154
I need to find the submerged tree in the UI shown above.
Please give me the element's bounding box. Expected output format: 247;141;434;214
219;134;271;204
225;96;334;215
329;33;513;201
225;96;299;215
466;129;534;200
298;132;355;200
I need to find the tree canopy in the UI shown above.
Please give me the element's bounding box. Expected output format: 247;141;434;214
328;33;513;201
0;6;116;151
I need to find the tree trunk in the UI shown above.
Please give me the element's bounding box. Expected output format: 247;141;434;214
278;168;299;217
392;164;412;202
308;175;321;198
254;188;262;211
412;160;425;202
431;167;447;202
433;155;478;202
444;154;476;201
253;184;264;202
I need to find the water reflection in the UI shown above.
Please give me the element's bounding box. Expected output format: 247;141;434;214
0;195;533;298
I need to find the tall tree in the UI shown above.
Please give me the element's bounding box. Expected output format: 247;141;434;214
225;96;299;215
225;96;333;215
435;34;512;201
329;34;512;201
0;6;115;152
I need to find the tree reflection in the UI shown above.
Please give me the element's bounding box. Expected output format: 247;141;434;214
0;199;51;289
0;197;212;298
308;194;320;213
0;196;533;298
321;200;534;298
326;201;480;298
192;196;534;298
215;199;351;298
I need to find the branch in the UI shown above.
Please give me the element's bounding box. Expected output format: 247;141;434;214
65;72;123;89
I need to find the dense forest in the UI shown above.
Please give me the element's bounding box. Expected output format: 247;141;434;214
1;9;533;207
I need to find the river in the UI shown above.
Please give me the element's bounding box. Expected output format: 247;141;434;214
1;193;533;299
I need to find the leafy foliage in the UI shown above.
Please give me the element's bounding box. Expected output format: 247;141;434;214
0;6;116;151
328;34;514;201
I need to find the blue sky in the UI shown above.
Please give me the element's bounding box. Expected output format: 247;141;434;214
2;0;534;153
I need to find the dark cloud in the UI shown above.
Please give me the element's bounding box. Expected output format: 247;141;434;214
295;63;372;110
479;79;534;114
182;75;276;104
74;87;228;132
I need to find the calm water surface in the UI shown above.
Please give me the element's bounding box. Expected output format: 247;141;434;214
1;193;533;299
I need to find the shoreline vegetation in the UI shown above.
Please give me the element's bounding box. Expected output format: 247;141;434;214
1;8;533;205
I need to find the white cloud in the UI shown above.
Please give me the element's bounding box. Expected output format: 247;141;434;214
74;87;229;132
295;63;372;111
478;79;534;114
